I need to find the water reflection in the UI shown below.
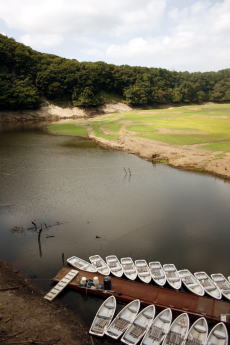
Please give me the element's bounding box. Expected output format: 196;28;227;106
0;130;230;331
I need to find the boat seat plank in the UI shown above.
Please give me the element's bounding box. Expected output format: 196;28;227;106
126;269;136;274
154;274;165;279
139;272;150;277
193;324;207;333
107;329;120;337
159;315;171;323
128;305;138;313
104;303;115;309
205;286;216;291
169;277;180;282
213;330;226;339
187;283;199;288
97;313;110;320
134;319;145;328
165;267;176;272
176;321;188;328
137;263;147;267
112;267;121;272
151;264;161;268
143;310;154;319
214;277;225;282
120;315;131;323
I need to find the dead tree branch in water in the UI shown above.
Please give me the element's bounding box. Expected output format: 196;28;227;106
38;225;43;258
32;220;37;231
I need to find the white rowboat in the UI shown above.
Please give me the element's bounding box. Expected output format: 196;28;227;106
141;308;172;345
105;299;140;339
149;261;166;286
211;273;230;301
67;256;97;272
89;296;116;336
184;317;208;345
206;322;228;345
106;255;123;278
89;254;110;276
121;257;138;281
163;264;182;290
121;305;155;345
194;271;222;300
162;313;189;345
135;260;152;284
178;269;204;296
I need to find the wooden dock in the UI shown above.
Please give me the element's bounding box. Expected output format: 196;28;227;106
53;267;230;325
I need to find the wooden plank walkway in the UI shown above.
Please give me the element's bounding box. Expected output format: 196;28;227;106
53;267;230;325
45;269;78;301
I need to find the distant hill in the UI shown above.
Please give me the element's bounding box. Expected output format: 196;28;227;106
0;34;230;110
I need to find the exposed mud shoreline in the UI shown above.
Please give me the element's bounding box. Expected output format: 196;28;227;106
0;260;95;345
88;132;230;181
0;102;132;122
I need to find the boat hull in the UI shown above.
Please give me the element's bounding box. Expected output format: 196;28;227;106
53;267;230;325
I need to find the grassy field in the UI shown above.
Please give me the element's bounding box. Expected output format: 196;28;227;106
47;103;230;152
47;123;88;136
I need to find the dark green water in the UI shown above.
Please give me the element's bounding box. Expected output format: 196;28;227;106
0;129;230;337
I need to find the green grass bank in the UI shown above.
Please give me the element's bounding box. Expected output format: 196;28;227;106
47;103;230;153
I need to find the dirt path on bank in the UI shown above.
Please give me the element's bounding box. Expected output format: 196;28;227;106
89;131;230;181
0;261;96;345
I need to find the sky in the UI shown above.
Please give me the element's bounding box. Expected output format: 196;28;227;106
0;0;230;72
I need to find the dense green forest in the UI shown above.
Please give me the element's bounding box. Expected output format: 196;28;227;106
0;34;230;110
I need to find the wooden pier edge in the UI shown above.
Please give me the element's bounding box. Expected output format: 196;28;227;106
53;267;230;325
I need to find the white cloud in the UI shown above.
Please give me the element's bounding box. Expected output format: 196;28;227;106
0;0;165;35
0;0;229;71
106;0;230;71
0;0;166;53
20;33;63;48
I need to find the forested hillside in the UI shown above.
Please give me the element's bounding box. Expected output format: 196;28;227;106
0;34;230;110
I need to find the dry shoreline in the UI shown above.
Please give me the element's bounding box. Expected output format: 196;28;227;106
0;102;132;122
0;260;94;345
1;102;230;181
88;132;230;181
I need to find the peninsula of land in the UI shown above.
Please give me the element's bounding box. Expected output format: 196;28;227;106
47;103;230;181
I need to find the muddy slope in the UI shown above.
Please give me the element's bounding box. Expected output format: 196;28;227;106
0;102;132;122
0;260;94;345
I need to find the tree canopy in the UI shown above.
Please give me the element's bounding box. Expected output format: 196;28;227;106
0;34;229;110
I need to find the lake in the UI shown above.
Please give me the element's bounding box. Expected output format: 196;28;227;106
0;128;229;339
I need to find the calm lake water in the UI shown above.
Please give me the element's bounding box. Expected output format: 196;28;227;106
0;128;230;339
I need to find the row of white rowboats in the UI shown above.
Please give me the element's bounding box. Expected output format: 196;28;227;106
67;255;230;300
89;296;228;345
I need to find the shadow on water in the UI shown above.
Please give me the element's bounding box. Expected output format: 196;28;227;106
0;128;230;334
0;121;48;133
61;137;103;149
